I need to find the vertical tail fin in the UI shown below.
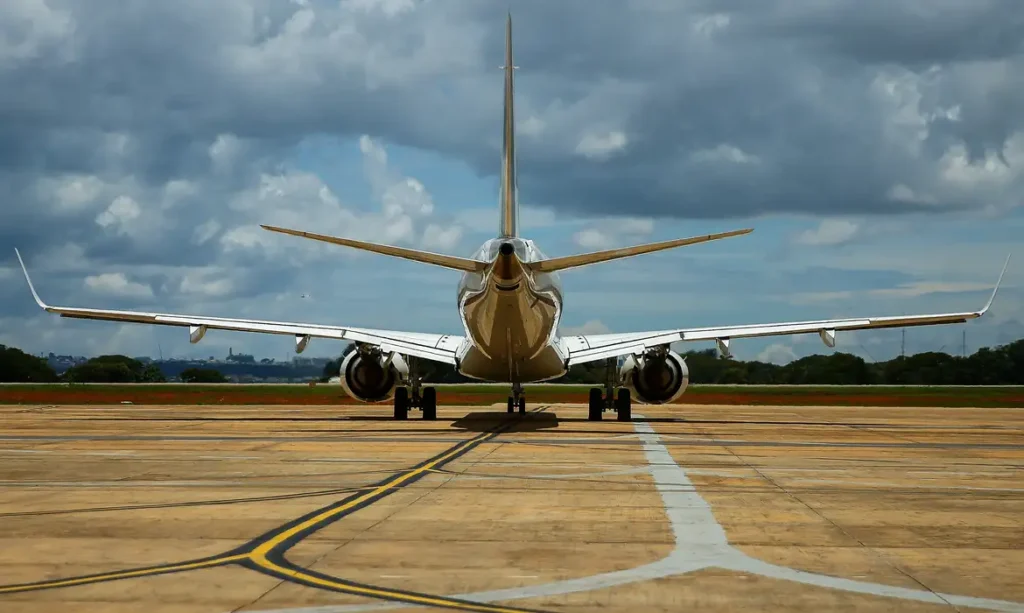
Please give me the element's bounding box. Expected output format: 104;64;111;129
498;13;518;238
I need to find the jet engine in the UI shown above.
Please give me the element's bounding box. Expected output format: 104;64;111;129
619;348;689;404
338;346;409;403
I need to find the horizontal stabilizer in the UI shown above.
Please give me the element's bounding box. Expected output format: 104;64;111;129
260;225;488;273
530;228;753;273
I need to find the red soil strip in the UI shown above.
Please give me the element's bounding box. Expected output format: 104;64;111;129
2;388;1021;407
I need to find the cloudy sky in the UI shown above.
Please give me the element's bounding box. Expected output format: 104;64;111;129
2;0;1022;366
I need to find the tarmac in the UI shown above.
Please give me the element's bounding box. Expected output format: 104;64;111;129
0;402;1022;612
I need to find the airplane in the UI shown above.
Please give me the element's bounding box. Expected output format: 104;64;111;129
14;14;1010;422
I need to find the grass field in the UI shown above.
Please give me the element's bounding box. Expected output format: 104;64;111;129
1;383;1022;407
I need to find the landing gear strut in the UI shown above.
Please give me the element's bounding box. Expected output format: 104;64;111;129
392;357;437;420
507;382;526;414
587;357;631;421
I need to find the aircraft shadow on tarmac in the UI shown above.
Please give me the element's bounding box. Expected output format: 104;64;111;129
450;411;560;432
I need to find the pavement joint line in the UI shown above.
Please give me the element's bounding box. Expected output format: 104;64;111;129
254;413;1024;613
0;406;556;613
704;421;962;610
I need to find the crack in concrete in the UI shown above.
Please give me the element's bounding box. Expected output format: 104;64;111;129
250;415;1024;613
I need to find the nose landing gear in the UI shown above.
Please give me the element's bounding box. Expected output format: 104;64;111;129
507;382;526;414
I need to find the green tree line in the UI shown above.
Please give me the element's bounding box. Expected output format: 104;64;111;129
0;348;227;383
317;338;1024;386
4;338;1023;385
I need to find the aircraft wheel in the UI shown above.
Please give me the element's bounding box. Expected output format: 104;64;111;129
421;387;437;420
615;388;631;421
518;395;526;413
394;387;409;420
507;396;514;413
588;388;603;421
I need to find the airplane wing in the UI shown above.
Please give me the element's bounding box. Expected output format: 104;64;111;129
14;249;463;365
563;255;1011;366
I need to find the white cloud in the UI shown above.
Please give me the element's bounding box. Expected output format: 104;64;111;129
455;205;558;235
163;179;195;202
575;131;628;160
341;0;416;18
383;177;434;218
221;135;462;258
84;272;153;299
421;223;462;252
102;132;132;161
209;134;242;171
690;144;759;165
179;270;234;297
572;216;655;249
870;68;931;156
793;219;860;246
37;174;104;210
886;183;937;205
619;218;655;235
95;195;142;234
518;116;545;138
693;13;731;36
193;219;221;245
939;133;1024;190
221;224;276;251
0;0;75;66
572;228;607;249
757;343;797;365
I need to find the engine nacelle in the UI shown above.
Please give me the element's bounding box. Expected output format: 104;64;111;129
619;348;689;404
338;347;408;403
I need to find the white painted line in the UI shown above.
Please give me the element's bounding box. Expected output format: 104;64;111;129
240;414;1024;613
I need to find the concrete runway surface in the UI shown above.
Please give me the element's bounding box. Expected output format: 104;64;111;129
0;402;1022;612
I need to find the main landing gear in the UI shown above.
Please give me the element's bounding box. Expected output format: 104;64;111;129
392;385;437;421
392;358;437;421
587;357;631;422
506;382;526;414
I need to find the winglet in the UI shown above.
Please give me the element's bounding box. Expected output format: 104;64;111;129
979;253;1011;315
14;248;49;310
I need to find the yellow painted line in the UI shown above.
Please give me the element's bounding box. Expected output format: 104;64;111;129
0;554;247;594
250;431;494;559
0;419;538;607
251;556;537;613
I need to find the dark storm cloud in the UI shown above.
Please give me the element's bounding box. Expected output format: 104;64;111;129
730;0;1024;66
2;0;1022;281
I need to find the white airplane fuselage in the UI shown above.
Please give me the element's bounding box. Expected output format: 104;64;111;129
456;238;568;383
